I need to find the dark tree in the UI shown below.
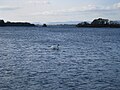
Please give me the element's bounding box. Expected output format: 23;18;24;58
91;18;109;27
76;22;90;27
0;20;5;26
42;24;47;27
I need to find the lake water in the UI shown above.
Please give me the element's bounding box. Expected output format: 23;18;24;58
0;27;120;90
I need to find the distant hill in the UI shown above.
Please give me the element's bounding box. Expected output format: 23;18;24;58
47;21;85;25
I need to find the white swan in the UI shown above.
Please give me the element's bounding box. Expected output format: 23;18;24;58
50;44;59;50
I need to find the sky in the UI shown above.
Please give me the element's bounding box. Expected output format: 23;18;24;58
0;0;120;23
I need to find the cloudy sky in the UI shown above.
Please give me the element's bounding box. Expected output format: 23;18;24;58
0;0;120;23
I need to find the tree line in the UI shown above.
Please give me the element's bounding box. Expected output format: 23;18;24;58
0;20;35;27
76;18;120;28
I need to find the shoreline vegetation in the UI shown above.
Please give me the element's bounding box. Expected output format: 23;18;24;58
0;20;35;27
76;18;120;28
0;18;120;28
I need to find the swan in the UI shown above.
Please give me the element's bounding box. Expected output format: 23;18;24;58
50;44;59;50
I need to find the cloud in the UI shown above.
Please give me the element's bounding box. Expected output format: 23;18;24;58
28;0;50;5
0;6;20;11
43;1;51;4
113;2;120;9
30;4;115;16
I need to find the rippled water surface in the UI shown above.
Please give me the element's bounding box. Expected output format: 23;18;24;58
0;27;120;90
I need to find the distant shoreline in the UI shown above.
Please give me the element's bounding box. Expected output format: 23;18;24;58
0;20;35;27
76;18;120;28
0;18;120;28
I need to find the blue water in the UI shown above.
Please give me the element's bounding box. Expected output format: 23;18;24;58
0;27;120;90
